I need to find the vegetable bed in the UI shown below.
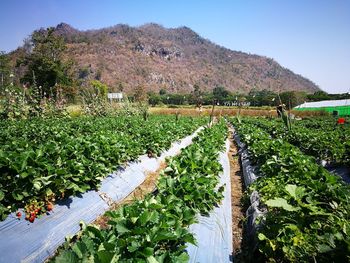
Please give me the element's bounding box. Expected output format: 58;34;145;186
0;115;206;220
241;117;350;165
52;121;228;262
232;118;350;262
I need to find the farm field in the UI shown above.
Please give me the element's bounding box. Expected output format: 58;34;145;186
52;120;228;262
1;1;349;261
240;117;350;165
0;115;206;221
231;116;350;262
1;112;350;262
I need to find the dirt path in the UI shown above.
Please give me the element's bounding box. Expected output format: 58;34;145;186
228;127;245;256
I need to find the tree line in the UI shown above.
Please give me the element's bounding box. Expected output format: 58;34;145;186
146;88;350;109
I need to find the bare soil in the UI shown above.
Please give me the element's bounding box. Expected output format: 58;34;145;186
93;162;167;229
227;128;245;256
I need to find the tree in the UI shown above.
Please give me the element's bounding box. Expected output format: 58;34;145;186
246;89;277;106
117;82;124;92
19;27;74;96
307;91;330;102
148;92;161;106
0;51;11;90
159;88;167;95
191;84;203;107
133;85;148;103
213;86;230;104
90;80;108;97
280;91;307;109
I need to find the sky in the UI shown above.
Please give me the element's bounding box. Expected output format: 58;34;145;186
0;0;349;94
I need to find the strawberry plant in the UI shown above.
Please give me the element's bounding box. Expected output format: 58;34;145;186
0;115;206;220
52;121;227;262
241;117;350;164
232;118;350;262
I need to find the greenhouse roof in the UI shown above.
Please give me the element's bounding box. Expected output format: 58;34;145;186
295;99;350;109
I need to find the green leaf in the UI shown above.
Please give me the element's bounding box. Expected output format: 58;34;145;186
71;242;87;259
258;233;267;241
164;167;173;173
81;236;95;253
317;243;332;253
153;230;177;242
115;223;129;234
19;172;29;178
12;191;23;201
139;211;152;226
54;250;79;263
0;191;4;201
147;256;159;263
265;198;300;212
85;226;104;240
139;210;159;226
285;184;305;200
33;181;42;191
130;217;138;224
285;184;298;199
176;252;189;263
96;250;119;263
142;247;154;257
46;188;54;196
127;241;141;252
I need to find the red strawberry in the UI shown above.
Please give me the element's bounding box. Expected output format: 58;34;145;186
47;203;53;211
29;216;35;223
16;212;21;218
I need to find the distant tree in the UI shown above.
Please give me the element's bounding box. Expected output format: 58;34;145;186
90;80;108;97
118;82;124;92
148;92;161;106
191;84;203;107
247;88;277;106
307;91;331;102
19;27;74;96
159;88;167;95
279;91;307;109
213;86;230;104
134;85;148;103
164;94;186;105
0;51;11;90
247;88;259;106
202;93;214;105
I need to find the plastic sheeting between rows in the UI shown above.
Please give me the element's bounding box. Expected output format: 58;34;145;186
187;139;233;263
0;126;204;263
232;128;266;249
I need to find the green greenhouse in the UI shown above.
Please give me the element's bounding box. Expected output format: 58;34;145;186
294;99;350;116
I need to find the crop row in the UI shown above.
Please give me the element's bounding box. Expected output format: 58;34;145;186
232;118;350;262
52;120;227;262
240;117;350;164
0;115;206;221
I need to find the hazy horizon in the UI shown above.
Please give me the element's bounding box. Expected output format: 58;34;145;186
1;0;349;94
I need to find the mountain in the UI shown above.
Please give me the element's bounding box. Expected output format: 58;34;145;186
17;23;321;94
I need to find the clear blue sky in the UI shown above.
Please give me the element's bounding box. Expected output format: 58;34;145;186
1;0;349;93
